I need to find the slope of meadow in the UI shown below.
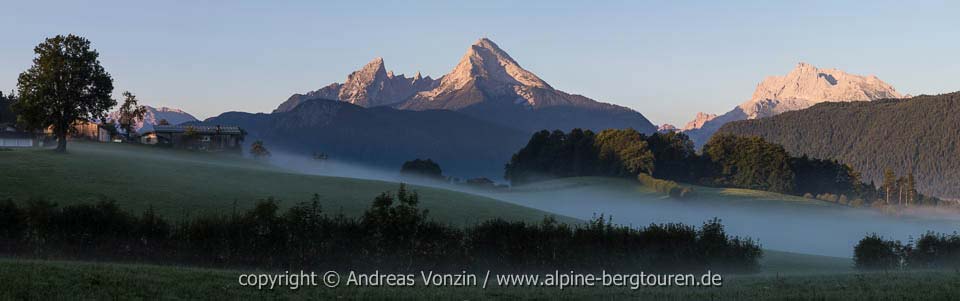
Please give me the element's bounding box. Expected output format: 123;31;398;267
0;142;570;225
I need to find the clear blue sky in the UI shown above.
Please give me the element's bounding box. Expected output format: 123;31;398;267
1;0;957;125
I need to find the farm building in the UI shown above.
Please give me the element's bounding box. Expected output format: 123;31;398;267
72;121;113;142
152;125;245;152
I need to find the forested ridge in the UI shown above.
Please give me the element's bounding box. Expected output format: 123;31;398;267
717;92;960;199
506;129;943;209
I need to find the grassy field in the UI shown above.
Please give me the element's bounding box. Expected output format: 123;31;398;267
3;258;957;300
0;142;572;225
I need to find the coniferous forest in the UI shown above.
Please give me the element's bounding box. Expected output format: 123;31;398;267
717;92;960;200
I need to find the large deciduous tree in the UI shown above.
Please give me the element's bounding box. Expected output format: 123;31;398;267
14;34;115;152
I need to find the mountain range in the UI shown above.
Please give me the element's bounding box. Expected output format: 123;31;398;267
206;98;530;179
107;105;198;134
717;92;960;199
683;62;905;146
276;38;657;134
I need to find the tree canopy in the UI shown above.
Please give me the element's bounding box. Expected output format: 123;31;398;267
703;134;795;193
504;128;654;185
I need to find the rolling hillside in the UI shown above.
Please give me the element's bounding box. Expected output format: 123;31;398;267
0;142;570;225
717;92;960;199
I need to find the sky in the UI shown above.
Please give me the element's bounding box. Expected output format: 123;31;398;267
1;0;958;125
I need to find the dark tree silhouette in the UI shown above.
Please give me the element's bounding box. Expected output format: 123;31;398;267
117;91;146;140
400;159;443;180
14;34;115;152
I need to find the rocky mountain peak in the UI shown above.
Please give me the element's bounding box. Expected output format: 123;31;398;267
682;62;905;147
344;57;387;85
739;62;903;118
275;38;655;134
275;56;442;111
443;38;552;90
682;112;718;130
658;124;678;133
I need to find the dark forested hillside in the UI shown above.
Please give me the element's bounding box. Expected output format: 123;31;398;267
0;92;15;125
717;92;960;199
203;98;530;179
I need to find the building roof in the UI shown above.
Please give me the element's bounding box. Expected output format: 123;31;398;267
153;125;244;135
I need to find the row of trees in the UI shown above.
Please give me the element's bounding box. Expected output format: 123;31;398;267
706;134;944;208
854;232;960;270
504;129;829;195
0;185;763;273
505;129;941;207
881;168;928;206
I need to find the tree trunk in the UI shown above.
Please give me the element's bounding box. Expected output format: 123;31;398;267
55;129;67;152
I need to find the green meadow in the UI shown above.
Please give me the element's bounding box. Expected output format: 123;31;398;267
0;142;572;225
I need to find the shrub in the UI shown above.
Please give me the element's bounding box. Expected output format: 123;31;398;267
907;232;960;269
854;234;903;270
638;173;695;199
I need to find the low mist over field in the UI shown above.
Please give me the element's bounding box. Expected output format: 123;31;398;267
267;152;960;258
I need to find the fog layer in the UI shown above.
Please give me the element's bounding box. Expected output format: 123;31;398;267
267;152;959;258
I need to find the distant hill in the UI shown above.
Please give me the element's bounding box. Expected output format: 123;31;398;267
685;62;905;146
717;92;960;199
276;38;656;134
207;98;531;179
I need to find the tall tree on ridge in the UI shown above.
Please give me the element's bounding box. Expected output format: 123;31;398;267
882;168;896;205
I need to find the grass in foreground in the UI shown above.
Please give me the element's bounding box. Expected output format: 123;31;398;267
0;142;572;225
2;259;957;300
